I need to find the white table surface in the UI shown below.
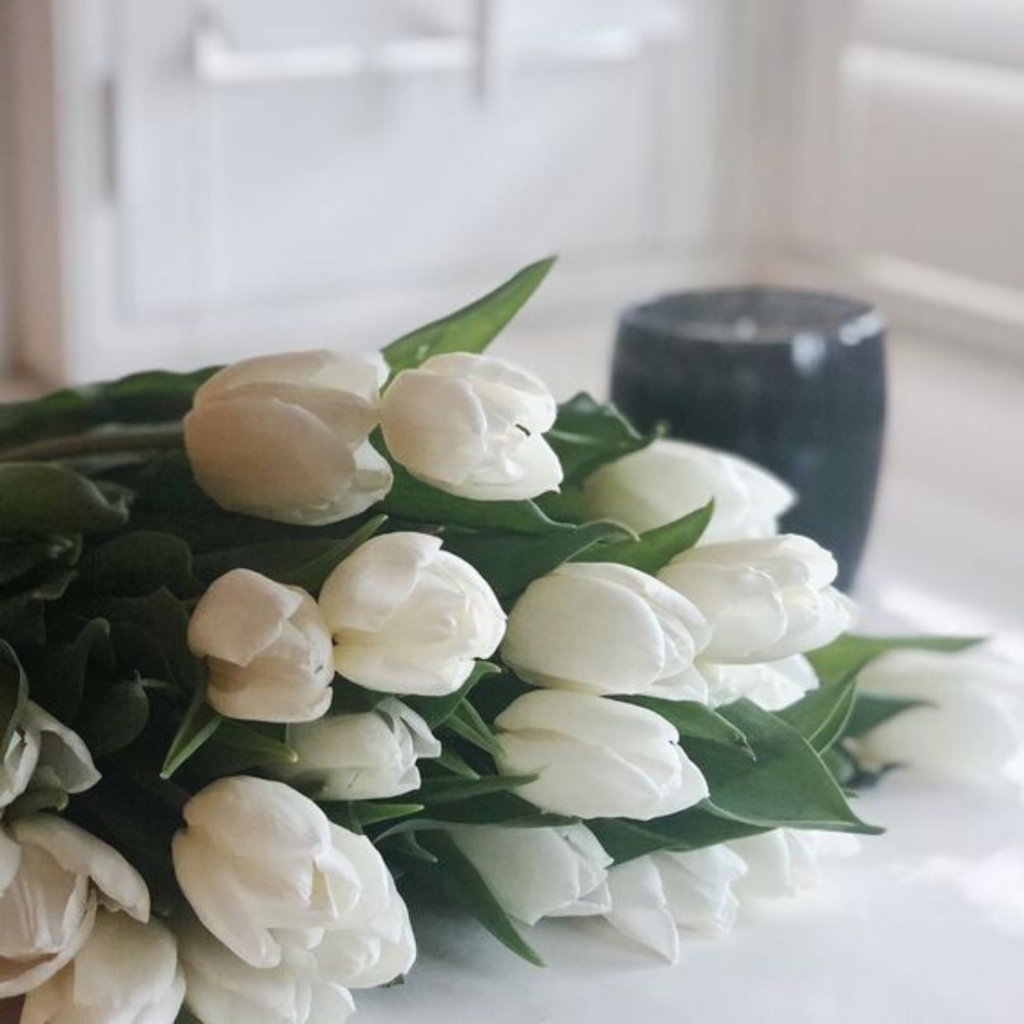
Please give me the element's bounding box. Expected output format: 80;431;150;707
357;330;1024;1024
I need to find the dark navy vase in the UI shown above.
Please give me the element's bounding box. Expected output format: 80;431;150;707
610;287;886;590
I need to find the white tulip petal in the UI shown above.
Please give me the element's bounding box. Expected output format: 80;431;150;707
21;704;101;797
605;858;680;964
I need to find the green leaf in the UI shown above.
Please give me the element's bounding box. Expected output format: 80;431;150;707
160;688;222;779
691;699;882;834
808;633;984;686
0;534;80;585
0;640;28;754
444;701;502;757
442;521;632;598
778;676;859;753
621;695;750;751
0;565;76;644
590;808;768;864
348;802;425;828
413;831;545;966
407;661;501;728
193;516;387;592
380;464;569;535
544;393;652;485
212;720;298;768
75;679;150;757
575;502;713;573
20;618;115;722
379;792;575;836
76;532;199;598
0;464;130;534
412;774;535;806
0;366;216;450
382;258;555;373
434;747;481;779
329;683;391;715
843;693;933;739
84;589;200;691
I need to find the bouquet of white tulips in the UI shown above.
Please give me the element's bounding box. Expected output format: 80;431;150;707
0;259;1009;1023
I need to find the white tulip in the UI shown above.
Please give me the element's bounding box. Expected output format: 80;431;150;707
582;439;795;542
177;918;355;1024
853;649;1024;784
172;777;415;987
21;911;184;1024
184;350;393;525
604;845;748;962
276;699;440;800
320;532;506;696
449;825;612;925
0;701;100;810
502;563;710;699
730;829;860;898
380;352;563;500
188;569;334;723
0;815;149;997
700;654;819;711
658;535;851;663
495;691;708;820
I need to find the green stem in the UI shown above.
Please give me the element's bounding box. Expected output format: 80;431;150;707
0;425;185;463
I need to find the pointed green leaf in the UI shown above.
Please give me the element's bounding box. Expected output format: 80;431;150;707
407;661;501;728
621;695;750;751
77;532;199;598
75;679;150;757
778;676;859;752
382;258;555;373
445;701;502;757
690;699;882;834
808;633;984;686
380;464;570;535
544;393;652;485
161;689;222;779
575;502;713;573
413;774;535;806
443;521;632;598
0;464;130;534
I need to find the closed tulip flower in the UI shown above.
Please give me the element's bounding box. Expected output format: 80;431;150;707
0;702;100;811
177;919;355;1024
275;699;440;800
319;532;505;696
730;829;860;898
582;439;795;542
494;691;708;820
0;816;149;997
184;350;392;525
604;845;748;962
188;569;334;723
172;777;415;987
658;535;851;663
502;562;710;699
21;912;185;1024
853;649;1024;784
449;825;612;925
380;352;563;500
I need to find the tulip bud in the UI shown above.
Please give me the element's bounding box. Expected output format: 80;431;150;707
449;825;612;925
275;699;440;800
604;845;748;962
502;562;710;699
177;918;355;1024
21;912;185;1024
700;654;818;711
380;353;563;500
583;439;794;541
0;702;100;811
172;776;415;988
184;350;393;525
188;569;334;723
0;816;149;998
319;532;506;696
495;691;708;820
853;649;1024;784
658;535;851;663
730;829;860;898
